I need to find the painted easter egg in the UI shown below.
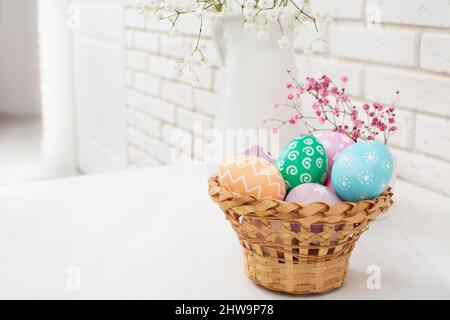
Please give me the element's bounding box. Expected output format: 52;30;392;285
276;135;328;192
239;145;275;164
285;183;341;205
313;131;354;184
331;141;393;202
219;155;286;200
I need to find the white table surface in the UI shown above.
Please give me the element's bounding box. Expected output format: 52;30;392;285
0;164;449;299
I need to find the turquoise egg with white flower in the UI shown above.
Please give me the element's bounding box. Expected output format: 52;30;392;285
331;141;393;202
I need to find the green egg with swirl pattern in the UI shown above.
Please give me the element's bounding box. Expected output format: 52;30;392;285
276;135;328;192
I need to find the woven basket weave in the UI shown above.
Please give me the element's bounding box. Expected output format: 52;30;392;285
208;175;393;295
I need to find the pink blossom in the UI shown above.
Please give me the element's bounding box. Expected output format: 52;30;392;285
321;75;330;88
273;104;278;109
351;132;360;140
378;124;387;132
313;82;321;91
374;102;383;111
271;73;399;145
305;77;316;91
353;119;364;127
319;88;328;97
332;106;340;116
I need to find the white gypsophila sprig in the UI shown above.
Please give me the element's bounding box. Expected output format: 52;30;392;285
143;0;323;84
302;10;334;54
240;0;320;47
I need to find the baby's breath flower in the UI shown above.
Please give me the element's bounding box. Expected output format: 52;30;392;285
194;8;203;18
278;35;290;49
280;7;295;25
200;57;210;68
270;73;400;143
243;0;257;9
257;30;270;42
258;0;273;9
266;8;279;22
146;0;322;85
244;7;257;20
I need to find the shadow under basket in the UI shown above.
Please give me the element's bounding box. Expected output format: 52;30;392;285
208;175;394;295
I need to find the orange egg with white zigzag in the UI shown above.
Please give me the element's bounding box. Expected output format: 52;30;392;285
219;155;286;200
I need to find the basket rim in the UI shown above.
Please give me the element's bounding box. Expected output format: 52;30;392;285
208;174;393;221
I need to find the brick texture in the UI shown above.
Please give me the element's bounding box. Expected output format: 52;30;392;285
366;0;450;28
420;33;450;74
329;26;419;67
365;67;450;117
124;1;450;197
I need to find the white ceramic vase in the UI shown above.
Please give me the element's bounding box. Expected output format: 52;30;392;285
213;15;300;152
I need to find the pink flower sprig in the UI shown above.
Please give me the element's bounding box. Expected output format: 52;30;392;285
267;72;399;144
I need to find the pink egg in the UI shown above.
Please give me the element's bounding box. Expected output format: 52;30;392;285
285;183;341;205
239;145;275;164
313;132;354;184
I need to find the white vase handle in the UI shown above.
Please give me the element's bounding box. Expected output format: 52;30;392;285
213;19;226;67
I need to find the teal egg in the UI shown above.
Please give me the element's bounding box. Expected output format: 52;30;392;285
331;141;393;202
276;135;328;193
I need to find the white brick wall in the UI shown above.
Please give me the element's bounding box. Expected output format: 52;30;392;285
329;26;419;67
124;1;450;197
311;0;366;20
420;34;450;74
415;115;450;161
124;4;216;170
365;67;450;117
366;0;450;28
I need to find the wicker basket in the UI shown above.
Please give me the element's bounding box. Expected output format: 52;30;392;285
208;175;393;295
